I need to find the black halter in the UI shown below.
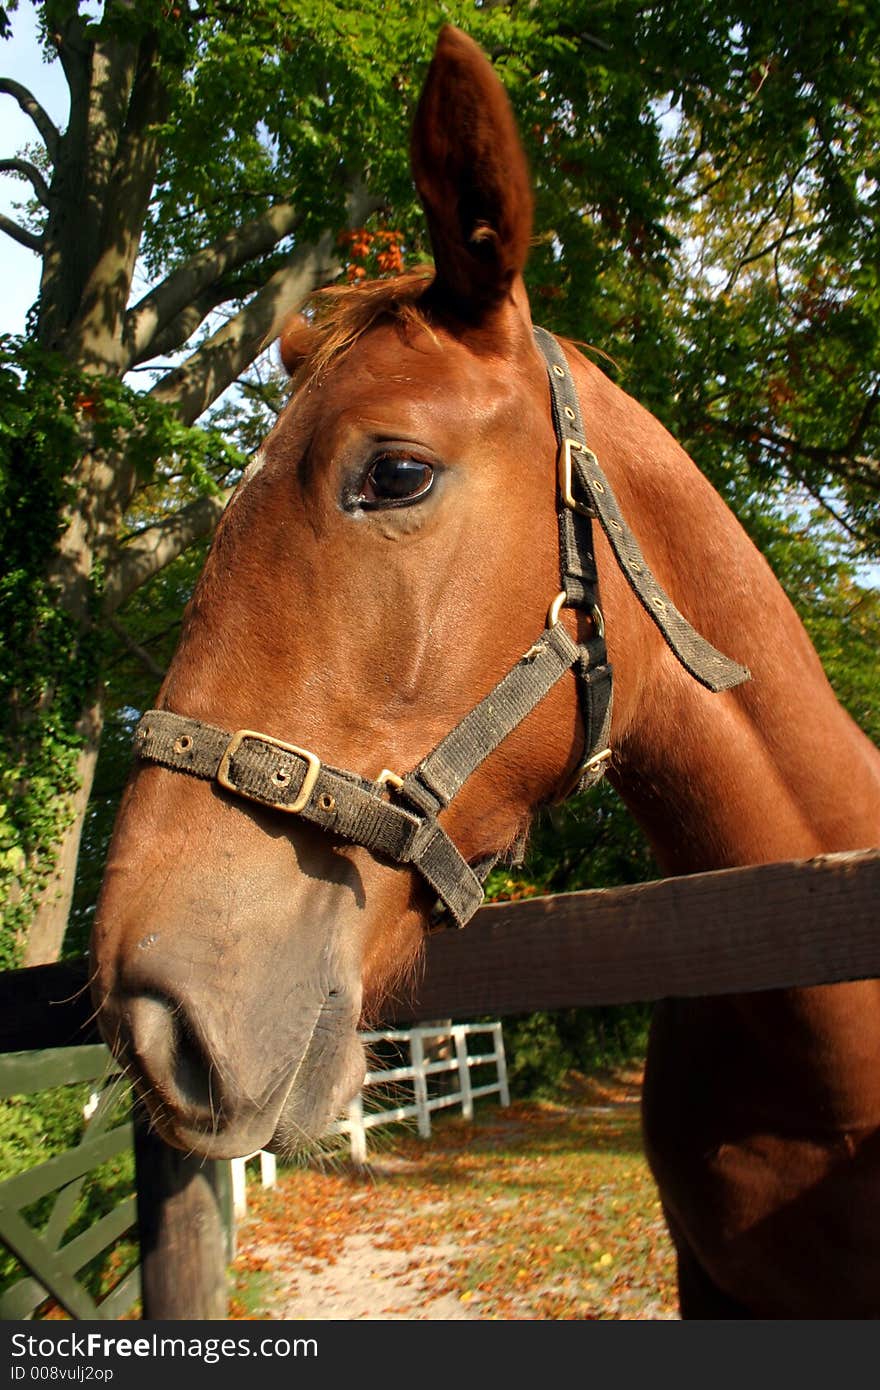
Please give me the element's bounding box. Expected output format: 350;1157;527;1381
132;329;749;928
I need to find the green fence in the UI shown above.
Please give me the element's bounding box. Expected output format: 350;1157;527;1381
0;1044;140;1320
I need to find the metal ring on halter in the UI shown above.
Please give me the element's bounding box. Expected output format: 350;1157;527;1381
548;592;605;640
547;591;567;628
377;768;404;792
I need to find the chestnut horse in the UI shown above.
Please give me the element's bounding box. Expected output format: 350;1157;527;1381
91;28;880;1318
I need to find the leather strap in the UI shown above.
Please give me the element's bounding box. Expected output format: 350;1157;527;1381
135;709;485;927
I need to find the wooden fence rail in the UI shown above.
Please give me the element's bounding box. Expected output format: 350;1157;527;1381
390;848;880;1022
0;1047;138;1320
2;851;877;1051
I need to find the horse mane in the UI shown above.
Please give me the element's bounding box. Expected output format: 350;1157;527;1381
279;267;437;386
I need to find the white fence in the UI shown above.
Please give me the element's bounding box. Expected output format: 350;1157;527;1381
231;1021;508;1214
231;1147;277;1221
335;1021;509;1163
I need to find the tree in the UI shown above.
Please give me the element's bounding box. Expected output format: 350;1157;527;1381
0;0;437;965
1;0;878;967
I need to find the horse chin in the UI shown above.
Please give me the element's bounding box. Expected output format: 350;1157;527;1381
268;1033;368;1158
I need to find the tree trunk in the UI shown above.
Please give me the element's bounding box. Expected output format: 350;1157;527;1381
21;443;116;967
23;697;103;966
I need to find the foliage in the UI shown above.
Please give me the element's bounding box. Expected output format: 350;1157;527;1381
0;1082;91;1186
65;543;209;957
500;1007;652;1100
0;335;241;964
515;0;880;559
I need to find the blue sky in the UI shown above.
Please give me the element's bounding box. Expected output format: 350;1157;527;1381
0;2;69;335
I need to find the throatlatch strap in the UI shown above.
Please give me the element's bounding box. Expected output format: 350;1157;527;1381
405;623;580;811
532;327;750;694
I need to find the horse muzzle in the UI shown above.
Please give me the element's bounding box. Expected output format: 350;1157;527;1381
91;861;369;1159
96;965;366;1159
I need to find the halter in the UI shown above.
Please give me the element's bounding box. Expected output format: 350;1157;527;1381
132;329;750;929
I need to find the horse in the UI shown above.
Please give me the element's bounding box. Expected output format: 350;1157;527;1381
90;26;880;1319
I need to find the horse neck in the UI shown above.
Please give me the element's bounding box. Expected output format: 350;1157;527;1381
572;357;880;877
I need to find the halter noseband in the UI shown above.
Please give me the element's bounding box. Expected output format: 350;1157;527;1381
132;329;749;929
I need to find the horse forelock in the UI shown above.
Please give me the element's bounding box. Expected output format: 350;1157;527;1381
279;267;438;387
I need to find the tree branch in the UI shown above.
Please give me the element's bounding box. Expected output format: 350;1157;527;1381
722;171;804;294
718;418;879;491
0;211;43;251
103;490;232;613
0;77;61;162
125;200;301;366
0;157;51;206
148;232;341;425
846;378;880;455
106;614;167;680
130;287;231;365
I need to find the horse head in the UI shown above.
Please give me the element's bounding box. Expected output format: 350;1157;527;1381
92;28;628;1157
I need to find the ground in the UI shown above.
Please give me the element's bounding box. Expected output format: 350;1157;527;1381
229;1068;680;1321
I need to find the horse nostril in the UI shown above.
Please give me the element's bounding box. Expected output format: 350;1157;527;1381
172;1011;217;1114
126;991;217;1118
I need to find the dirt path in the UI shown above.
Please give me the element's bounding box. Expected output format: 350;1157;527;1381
240;1172;480;1320
229;1072;679;1321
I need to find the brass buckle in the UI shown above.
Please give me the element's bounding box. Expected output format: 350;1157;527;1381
556;745;613;802
558;439;596;517
547;590;567;627
217;729;321;813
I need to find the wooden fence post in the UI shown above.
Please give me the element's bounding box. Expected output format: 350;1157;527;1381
409;1031;431;1138
230;1156;249;1222
133;1104;231;1320
453;1025;473;1120
493;1022;511;1106
347;1092;367;1164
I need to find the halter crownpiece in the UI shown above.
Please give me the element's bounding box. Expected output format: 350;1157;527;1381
132;330;749;929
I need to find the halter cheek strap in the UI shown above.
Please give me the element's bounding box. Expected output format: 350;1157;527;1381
532;327;750;694
132;329;749;930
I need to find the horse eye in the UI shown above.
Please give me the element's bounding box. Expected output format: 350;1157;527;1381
360;455;434;508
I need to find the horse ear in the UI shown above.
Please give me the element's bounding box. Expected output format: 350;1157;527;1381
277;313;315;376
410;25;533;318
